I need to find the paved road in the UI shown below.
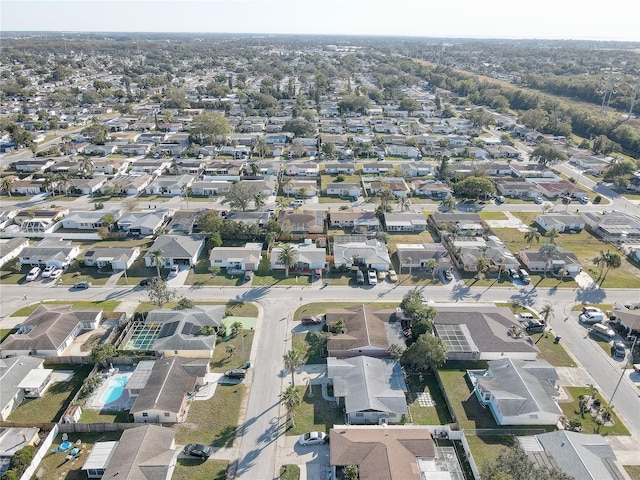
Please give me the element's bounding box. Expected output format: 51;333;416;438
2;280;640;478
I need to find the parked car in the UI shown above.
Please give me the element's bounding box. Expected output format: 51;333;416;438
73;281;92;289
367;270;377;285
612;341;626;358
578;196;589;205
377;270;386;281
42;265;56;278
224;369;246;379
355;270;364;284
443;270;453;282
25;267;41;282
183;443;213;459
49;268;63;279
298;431;326;446
168;265;180;278
139;278;153;287
388;269;398;283
533;196;544;204
579;312;606;324
525;320;546;334
508;269;520;280
301;315;323;326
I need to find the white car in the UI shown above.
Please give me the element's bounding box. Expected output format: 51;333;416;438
367;270;377;285
49;268;63;279
298;431;326;446
42;266;55;278
168;265;180;278
25;267;41;282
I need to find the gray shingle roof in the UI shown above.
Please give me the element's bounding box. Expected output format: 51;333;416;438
144;306;223;353
144;235;204;259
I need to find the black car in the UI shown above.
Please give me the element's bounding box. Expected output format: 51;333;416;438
224;369;246;379
525;320;545;334
183;443;213;459
139;278;153;287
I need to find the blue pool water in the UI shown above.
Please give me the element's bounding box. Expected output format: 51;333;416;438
99;375;128;404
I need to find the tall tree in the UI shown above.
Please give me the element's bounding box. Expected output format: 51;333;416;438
189;112;231;145
223;182;260;212
604;251;622;280
540;304;554;324
401;334;447;372
524;227;541;248
283;349;305;387
441;195;457;211
149;249;165;279
280;385;303;428
592;250;610;279
277;244;298;278
0;176;15;196
146;278;176;308
426;258;440;280
545;227;561;244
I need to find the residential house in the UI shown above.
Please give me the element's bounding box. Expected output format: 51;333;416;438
328;210;381;233
270;241;327;273
329;426;464;480
225;211;272;227
144;235;205;268
569;154;610;176
518;431;624;480
277;210;325;236
326;305;403;358
333;236;391;271
400;163;432;178
129;356;209;423
447;236;519;272
0;356;51;421
0;238;29;268
327;356;408;424
473;358;562;426
284;163;320;177
283;179;319;198
92;158;130;175
61;208;122;230
48;159;81;175
534;180;587;199
95;425;177;480
68;177;107;196
190;179;232;197
240;176;278;196
12;159;56;173
116;209;170;236
145;174;194;196
118;143;152;156
383;212;428;232
433;306;539;361
535;214;585;233
510;163;555;178
485;145;521;158
83;246;141;271
202;162;243;178
15;208;67;233
176;160;205;176
396;243;451;273
18;238;80;268
326;182;362;199
127;306;223;358
209;243;263;272
387;144;421;159
428;212;484;235
411;180;452;199
495;179;540;198
364;177;410;198
166;209;207;234
361;162;394;174
582;211;640;242
611;308;640;334
129;159;172;176
84;144;117;156
0;304;102;357
10;179;45;196
324;162;356;175
102;174;153;196
518;247;582;276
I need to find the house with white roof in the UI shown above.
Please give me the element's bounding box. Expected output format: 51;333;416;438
209;243;263;272
271;241;327;272
0;356;51;421
18;238;80;268
116;209;170;236
333;235;391;271
61;208;122;230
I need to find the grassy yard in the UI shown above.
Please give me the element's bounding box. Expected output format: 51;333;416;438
0;328;13;342
134;300;257;318
293;302;399;320
386;228;438;254
210;329;255;370
252;257;314;287
11;300;121;317
571;303;613;312
292;332;326;365
559;387;630;435
527;333;577;367
8;365;92;423
405;373;453;425
625;465;640;480
57;261;113;286
175;383;245;447
285;385;345;436
173;459;228;480
490;225;640;289
279;464;301;480
188;258;246;287
478;211;508;221
0;259;33;285
36;432;122;480
494;302;539;318
79;409;131;423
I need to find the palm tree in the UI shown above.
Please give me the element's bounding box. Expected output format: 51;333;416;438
253;136;268;160
545;227;561;244
441;195;457;211
0;176;15;196
277;244;298;278
377;187;395;210
79;156;94;177
265;232;279;253
524;227;541;248
592;250;610;279
426;258;440;280
149;249;166;278
280;385;302;428
55;174;71;196
475;256;489;280
557;268;567;282
283;349;304;387
398;196;411;212
250;163;261;176
540;244;560;277
280;175;293;198
604;251;622;280
540;304;554;324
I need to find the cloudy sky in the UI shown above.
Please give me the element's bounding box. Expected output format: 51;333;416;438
2;0;639;42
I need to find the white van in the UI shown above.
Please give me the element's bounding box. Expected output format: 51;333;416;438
579;311;606;325
590;323;616;340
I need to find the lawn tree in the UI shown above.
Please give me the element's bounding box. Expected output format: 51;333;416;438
280;385;303;428
540;304;554;324
399;290;437;324
482;444;573;480
208;265;221;278
148;249;166;278
401;334;447;372
592;250;610;279
545;227;561;244
277;244;298;278
452;175;495;199
0;176;15;196
604;251;622;280
189;112;231;145
230;321;243;337
223;182;260;212
146;278;177;308
225;344;236;358
398;196;411;212
283;348;305;387
530;142;569;166
539;244;560;277
176;297;195;310
524;227;541;248
425;258;440;280
388;343;405;359
91;343;116;367
441;195;457;211
198;325;216;336
343;465;359;480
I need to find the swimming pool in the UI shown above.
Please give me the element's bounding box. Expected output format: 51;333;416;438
99;375;128;404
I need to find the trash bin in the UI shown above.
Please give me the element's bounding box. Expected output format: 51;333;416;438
554;336;562;344
246;361;252;369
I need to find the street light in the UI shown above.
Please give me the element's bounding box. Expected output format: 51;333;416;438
609;335;638;404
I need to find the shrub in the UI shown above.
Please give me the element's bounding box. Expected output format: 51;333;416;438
594;195;602;204
175;297;195;310
8;445;36;477
94;202;104;210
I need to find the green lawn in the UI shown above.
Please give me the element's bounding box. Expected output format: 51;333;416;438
0;329;13;343
279;464;301;480
134;300;257;318
80;409;131;423
173;459;228;480
559;387;630;435
624;465;640;480
252;257;313;286
188;258;246;287
0;259;32;285
36;432;122;480
293;302;399;320
285;385;345;436
210;329;255;370
292;332;326;365
527;333;577;367
175;383;245;447
58;262;113;286
405;373;453;425
11;300;121;317
494;302;539;318
478;211;508;220
8;365;92;423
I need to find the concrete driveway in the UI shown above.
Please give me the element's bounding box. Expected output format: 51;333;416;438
277;435;330;480
165;266;190;287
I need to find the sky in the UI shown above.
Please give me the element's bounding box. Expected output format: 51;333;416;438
2;0;639;42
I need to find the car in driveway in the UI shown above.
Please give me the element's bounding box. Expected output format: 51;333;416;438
367;270;377;285
25;267;41;282
73;281;92;289
355;270;364;284
443;269;453;282
224;369;246;379
49;268;63;279
612;341;626;358
42;265;56;278
301;315;323;326
508;268;520;280
298;431;326;446
525;320;546;334
387;269;398;283
168;265;180;278
183;443;213;459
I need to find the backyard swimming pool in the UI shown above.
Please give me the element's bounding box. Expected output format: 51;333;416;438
99;375;129;404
